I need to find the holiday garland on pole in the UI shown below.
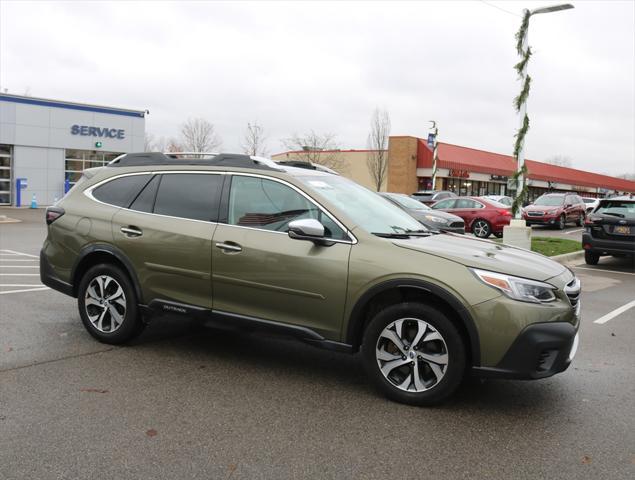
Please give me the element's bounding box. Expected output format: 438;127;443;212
511;9;532;216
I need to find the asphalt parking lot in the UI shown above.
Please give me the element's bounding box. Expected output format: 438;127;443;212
1;207;634;479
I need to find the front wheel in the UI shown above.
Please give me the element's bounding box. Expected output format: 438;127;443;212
472;219;491;238
558;214;566;230
576;214;585;227
585;251;600;265
362;303;466;406
77;263;145;344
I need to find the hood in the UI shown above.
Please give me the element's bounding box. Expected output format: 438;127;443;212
408;209;463;223
393;234;565;281
525;205;562;212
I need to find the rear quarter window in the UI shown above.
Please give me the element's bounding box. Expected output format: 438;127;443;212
92;174;152;207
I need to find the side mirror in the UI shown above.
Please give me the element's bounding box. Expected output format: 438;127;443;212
288;219;333;246
565;203;573;208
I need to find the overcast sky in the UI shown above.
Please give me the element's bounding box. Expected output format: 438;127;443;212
1;0;633;175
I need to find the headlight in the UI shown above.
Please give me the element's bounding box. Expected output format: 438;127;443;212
547;209;557;214
423;215;449;224
471;269;557;303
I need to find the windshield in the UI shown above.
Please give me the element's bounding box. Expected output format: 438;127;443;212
533;196;564;206
385;193;431;211
596;201;635;219
298;176;425;235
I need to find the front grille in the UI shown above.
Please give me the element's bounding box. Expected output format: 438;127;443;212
449;221;464;228
527;211;544;217
564;277;581;307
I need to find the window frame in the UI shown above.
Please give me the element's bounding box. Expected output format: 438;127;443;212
85;171;224;224
84;171;356;244
220;172;356;244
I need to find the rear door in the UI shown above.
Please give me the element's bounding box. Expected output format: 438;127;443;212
112;172;222;309
211;174;352;339
454;198;483;228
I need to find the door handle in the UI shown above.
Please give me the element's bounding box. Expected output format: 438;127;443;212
215;242;242;253
120;226;143;237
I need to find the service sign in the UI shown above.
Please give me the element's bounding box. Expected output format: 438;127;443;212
71;125;125;139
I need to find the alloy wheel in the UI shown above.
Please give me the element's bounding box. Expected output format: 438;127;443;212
375;318;449;392
84;275;127;333
473;220;490;238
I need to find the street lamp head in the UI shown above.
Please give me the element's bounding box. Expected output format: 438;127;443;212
531;4;574;16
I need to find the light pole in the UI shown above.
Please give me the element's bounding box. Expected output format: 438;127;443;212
513;3;574;220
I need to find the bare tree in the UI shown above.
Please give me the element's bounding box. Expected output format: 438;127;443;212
144;133;170;152
242;121;268;156
545;155;573;168
165;138;184;153
282;131;345;171
179;117;222;152
366;108;391;191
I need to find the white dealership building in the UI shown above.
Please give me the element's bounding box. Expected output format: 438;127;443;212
0;93;146;206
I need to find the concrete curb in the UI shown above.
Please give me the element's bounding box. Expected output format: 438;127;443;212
551;250;584;264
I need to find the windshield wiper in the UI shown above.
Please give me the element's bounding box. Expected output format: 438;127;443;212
372;230;433;239
602;212;625;218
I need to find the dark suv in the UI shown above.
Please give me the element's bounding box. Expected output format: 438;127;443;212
40;152;581;406
523;193;586;229
582;195;635;265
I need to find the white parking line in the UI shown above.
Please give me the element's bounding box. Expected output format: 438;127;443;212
0;274;40;276
0;259;38;262
0;287;49;295
0;249;38;258
565;228;584;235
0;265;39;268
572;266;635;276
594;300;635;325
0;284;45;287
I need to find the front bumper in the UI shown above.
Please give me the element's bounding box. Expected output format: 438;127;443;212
583;232;635;256
523;214;559;226
473;321;579;380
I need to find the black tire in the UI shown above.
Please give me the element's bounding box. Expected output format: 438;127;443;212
584;250;600;265
576;214;585;227
77;263;145;344
472;219;491;238
494;232;503;238
361;302;466;406
558;214;566;230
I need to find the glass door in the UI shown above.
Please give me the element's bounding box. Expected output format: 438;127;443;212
0;145;11;205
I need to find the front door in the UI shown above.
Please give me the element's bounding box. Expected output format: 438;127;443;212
112;172;222;308
211;174;351;339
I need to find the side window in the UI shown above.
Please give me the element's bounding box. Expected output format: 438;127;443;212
432;199;455;209
228;176;348;239
153;173;222;222
455;199;473;209
129;175;160;213
92;174;152;207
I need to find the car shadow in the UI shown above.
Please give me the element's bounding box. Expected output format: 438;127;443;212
129;315;574;417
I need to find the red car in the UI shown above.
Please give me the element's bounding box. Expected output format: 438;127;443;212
430;196;512;238
522;193;587;229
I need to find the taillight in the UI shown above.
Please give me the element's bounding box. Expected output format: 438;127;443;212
46;207;65;225
498;209;512;216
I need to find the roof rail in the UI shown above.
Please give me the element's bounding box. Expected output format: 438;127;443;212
275;160;339;175
108;152;283;170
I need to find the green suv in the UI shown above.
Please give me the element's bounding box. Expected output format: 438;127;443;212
41;152;581;405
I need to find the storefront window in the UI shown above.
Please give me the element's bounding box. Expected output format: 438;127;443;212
64;150;123;187
0;144;12;205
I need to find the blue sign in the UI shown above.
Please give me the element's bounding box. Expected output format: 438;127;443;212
71;125;125;139
427;133;436;147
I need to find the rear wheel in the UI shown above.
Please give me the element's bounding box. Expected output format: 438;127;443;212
472;219;491;238
77;263;145;344
585;251;600;265
362;302;466;406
